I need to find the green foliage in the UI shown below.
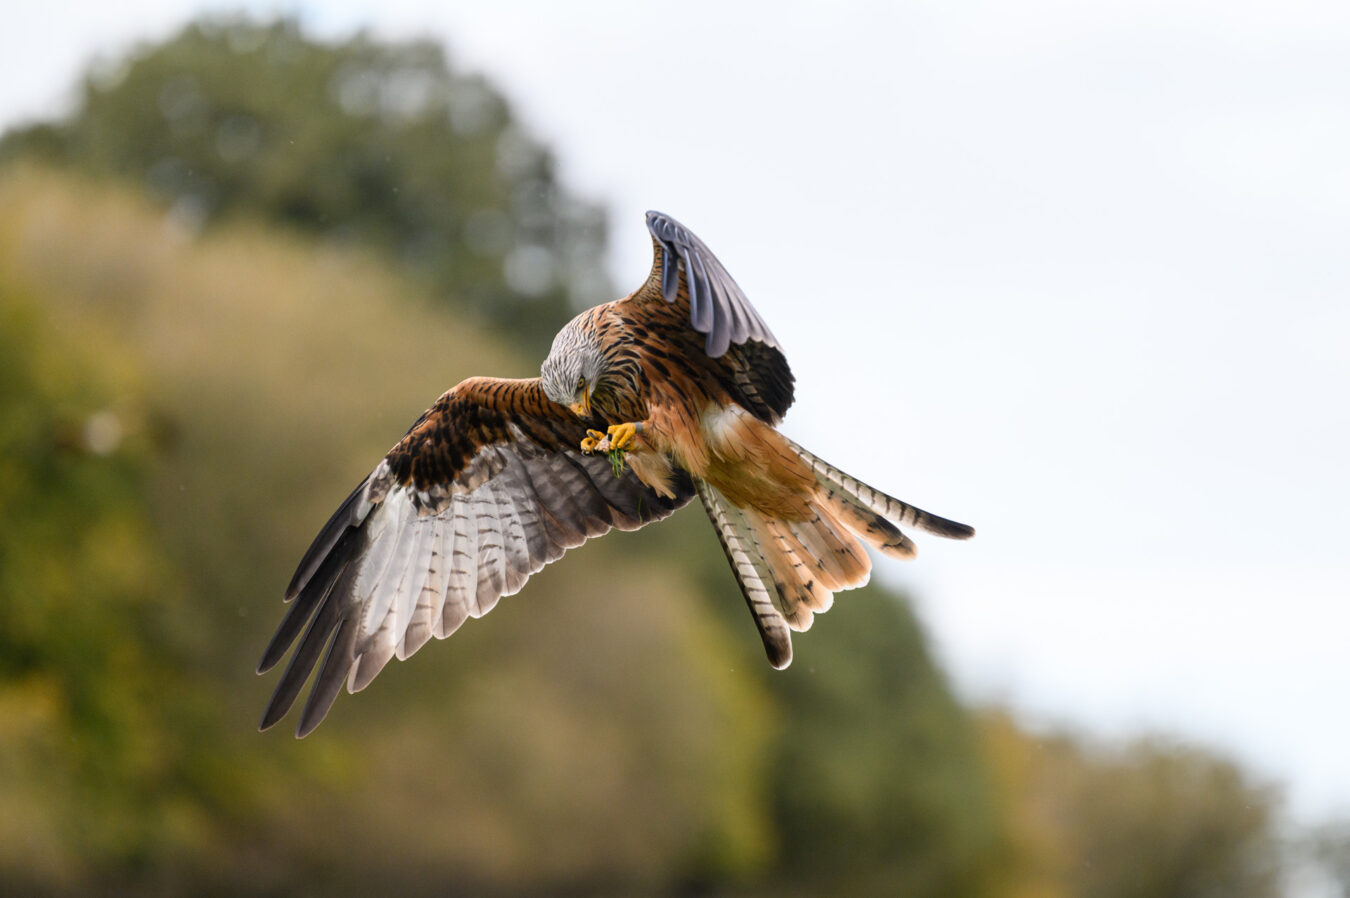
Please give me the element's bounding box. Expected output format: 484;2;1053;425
0;285;252;889
1064;740;1281;898
0;16;610;354
979;710;1283;898
763;590;1005;896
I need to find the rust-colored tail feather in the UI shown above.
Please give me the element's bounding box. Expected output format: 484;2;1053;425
697;443;973;669
751;512;840;628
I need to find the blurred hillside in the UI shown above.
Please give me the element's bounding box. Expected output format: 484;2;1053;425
0;17;1290;898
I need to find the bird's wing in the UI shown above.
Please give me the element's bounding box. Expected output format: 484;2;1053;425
632;211;795;422
639;210;780;358
258;376;695;737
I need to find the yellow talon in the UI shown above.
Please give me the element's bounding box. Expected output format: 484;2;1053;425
607;422;639;451
580;429;606;454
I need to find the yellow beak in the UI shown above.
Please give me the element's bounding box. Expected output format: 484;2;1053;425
569;391;591;418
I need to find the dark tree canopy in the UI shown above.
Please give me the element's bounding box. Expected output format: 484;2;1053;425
1;17;610;353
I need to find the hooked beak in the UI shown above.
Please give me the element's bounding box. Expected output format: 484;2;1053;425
569;390;591;419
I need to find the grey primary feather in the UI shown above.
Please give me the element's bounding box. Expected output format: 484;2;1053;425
258;555;357;732
282;479;373;604
298;616;358;737
646;210;779;357
660;245;680;304
258;539;350;676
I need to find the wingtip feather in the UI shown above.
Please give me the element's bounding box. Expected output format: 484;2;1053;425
257;629;296;676
258;695;290;732
294;618;358;737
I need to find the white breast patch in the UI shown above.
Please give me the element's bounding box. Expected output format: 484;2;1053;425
700;403;748;450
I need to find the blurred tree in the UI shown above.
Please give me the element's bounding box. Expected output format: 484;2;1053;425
979;710;1283;898
0;16;609;354
0;284;271;890
760;589;1006;896
1305;820;1350;898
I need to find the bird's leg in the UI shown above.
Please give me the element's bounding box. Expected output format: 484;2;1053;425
579;423;646;455
604;421;643;451
579;425;650;485
601;423;645;477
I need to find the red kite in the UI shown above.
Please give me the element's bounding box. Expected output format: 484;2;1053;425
259;211;973;736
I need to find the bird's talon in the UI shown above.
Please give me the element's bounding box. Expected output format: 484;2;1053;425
580;429;606;454
607;422;639;451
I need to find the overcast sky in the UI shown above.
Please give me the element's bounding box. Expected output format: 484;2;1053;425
4;0;1347;823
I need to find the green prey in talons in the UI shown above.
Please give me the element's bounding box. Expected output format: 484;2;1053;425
580;422;644;478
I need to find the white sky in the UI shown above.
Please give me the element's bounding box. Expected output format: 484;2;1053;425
4;0;1347;823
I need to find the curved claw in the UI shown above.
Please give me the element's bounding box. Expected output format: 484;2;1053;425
580;429;606;455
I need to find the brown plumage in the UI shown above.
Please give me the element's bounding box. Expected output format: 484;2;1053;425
258;211;973;736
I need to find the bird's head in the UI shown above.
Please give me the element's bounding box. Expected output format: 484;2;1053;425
540;316;605;419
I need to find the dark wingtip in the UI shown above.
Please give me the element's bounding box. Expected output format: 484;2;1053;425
258;696;290;733
256;628;295;675
294;699;334;738
292;618;357;738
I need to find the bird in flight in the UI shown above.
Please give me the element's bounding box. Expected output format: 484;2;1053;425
259;211;974;737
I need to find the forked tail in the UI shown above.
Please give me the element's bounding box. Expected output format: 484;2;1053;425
697;443;973;668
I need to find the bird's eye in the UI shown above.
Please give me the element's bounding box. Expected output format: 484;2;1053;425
577;376;586;391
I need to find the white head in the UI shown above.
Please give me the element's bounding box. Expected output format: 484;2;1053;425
540;315;605;417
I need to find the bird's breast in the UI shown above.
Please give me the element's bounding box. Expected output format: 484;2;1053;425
699;402;746;451
696;403;816;520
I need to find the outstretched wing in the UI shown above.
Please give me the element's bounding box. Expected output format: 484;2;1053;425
258;376;695;737
634;210;795;423
642;210;779;358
